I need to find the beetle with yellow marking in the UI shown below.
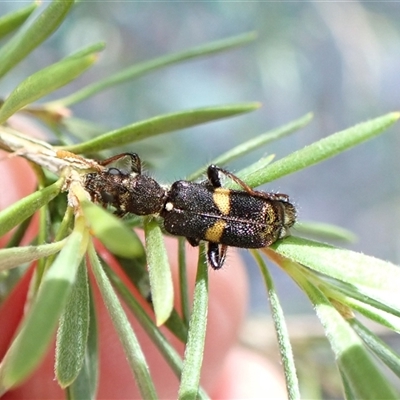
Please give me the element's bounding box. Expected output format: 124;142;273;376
83;153;296;270
161;164;297;270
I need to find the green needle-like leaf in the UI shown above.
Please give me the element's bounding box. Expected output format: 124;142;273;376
81;201;143;258
235;155;275;183
241;112;400;188
4;215;33;248
51;32;257;106
339;368;357;400
251;250;300;400
178;237;190;326
88;242;158;399
105;265;183;373
0;239;66;271
287;265;399;400
295;221;357;243
0;0;75;80
63;42;106;60
0;3;39;40
56;260;90;388
144;218;174;326
105;265;209;399
272;236;400;315
351;319;400;378
327;288;400;332
61;103;260;154
187;112;313;181
0;178;63;238
66;286;99;400
178;245;208;400
0;216;89;393
0;51;98;124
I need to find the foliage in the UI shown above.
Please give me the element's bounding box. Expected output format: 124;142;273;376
0;2;399;399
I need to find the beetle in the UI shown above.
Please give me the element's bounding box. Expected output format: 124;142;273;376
84;153;296;270
161;164;296;269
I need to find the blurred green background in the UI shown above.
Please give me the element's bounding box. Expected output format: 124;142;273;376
2;1;399;315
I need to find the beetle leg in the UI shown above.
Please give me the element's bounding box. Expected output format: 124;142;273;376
186;237;200;247
207;164;288;202
207;164;257;195
99;152;142;174
207;243;227;270
206;164;222;188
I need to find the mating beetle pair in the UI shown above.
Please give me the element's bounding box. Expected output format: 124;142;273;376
84;153;296;269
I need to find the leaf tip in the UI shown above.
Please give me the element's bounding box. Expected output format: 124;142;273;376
155;302;174;327
392;111;400;120
247;101;262;111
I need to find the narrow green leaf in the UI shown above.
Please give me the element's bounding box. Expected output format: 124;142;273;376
0;3;39;40
0;178;63;238
56;260;90;388
144;218;174;326
0;217;89;393
105;265;183;374
5;214;33;248
61;103;260;154
338;368;357;400
187;112;313;181
283;260;399;400
163;310;189;345
0;0;75;79
81;201;143;259
251;250;300;400
349;318;400;378
178;244;208;400
113;249;187;343
51;32;257;106
0;239;66;271
318;281;400;332
0;53;97;124
104;265;208;399
273;236;400;314
112;253;150;301
350;298;400;332
37;189;48;273
330;316;398;398
88;242;158;400
242;112;400;188
44;206;74;269
66;285;99;400
62;42;105;60
351;319;400;379
61;117;106;143
295;221;357;243
235;155;275;183
330;278;400;321
178;237;190;326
